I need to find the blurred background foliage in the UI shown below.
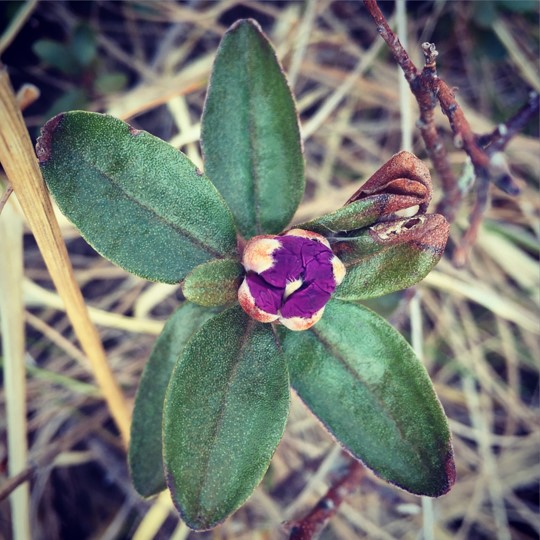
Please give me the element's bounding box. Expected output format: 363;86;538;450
0;1;538;539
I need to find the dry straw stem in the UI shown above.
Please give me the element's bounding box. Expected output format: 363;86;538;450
0;67;131;445
0;0;39;55
23;279;165;335
0;200;31;540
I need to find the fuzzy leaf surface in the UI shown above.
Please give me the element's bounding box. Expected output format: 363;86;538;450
163;306;289;530
37;111;237;283
129;303;220;497
300;198;390;236
182;258;243;307
282;300;455;497
201;19;304;238
333;214;449;300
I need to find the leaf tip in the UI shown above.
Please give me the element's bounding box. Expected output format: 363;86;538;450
426;444;456;497
165;469;223;531
36;113;65;164
228;17;263;34
441;446;457;495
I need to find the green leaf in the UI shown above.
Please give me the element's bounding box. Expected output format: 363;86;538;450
299;198;387;236
201;19;304;238
129;303;220;497
94;72;128;94
282;300;455;497
163;306;289;530
334;214;449;300
182;258;243;307
32;39;80;75
71;24;97;67
37;111;238;283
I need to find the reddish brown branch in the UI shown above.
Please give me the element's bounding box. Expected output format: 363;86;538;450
363;0;460;221
287;458;365;540
362;0;418;82
477;91;539;153
0;466;34;502
363;0;535;264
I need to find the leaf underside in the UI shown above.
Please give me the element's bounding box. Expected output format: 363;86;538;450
129;303;220;497
163;306;290;530
38;111;238;283
201;19;305;239
282;299;455;497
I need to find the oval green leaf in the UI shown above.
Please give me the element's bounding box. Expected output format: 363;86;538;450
201;19;305;238
37;111;238;283
282;300;455;497
334;214;449;300
163;306;289;530
32;39;80;75
182;258;243;307
129;303;220;497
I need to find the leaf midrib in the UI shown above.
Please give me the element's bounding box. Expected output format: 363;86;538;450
193;317;254;519
72;152;227;259
245;35;262;235
308;323;432;473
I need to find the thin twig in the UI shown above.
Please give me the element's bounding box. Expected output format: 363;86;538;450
363;0;460;220
287;458;364;540
363;0;535;265
0;468;34;503
0;0;39;55
0;408;110;502
452;176;490;267
477;91;540;153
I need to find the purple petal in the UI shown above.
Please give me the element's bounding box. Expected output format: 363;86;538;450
299;239;331;268
240;232;345;328
245;272;283;315
280;281;332;320
303;252;336;293
260;236;304;287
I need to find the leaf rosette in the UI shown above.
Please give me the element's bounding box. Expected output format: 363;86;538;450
37;17;455;531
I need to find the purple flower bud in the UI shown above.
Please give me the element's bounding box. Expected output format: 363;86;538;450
238;229;346;331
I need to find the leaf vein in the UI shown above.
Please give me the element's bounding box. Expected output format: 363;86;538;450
78;154;225;258
193;316;254;516
309;324;431;471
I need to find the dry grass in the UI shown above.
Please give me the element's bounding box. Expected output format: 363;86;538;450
0;1;538;539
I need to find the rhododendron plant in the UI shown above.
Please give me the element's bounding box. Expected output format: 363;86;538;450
37;19;455;531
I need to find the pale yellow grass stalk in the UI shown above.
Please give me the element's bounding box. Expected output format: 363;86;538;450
0;67;131;444
0;199;30;540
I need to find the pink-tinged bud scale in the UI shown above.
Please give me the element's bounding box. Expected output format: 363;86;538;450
238;230;346;331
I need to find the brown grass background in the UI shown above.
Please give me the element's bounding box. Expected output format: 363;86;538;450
0;1;538;539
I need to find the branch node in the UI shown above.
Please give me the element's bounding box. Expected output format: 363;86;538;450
453;133;464;149
421;42;438;69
